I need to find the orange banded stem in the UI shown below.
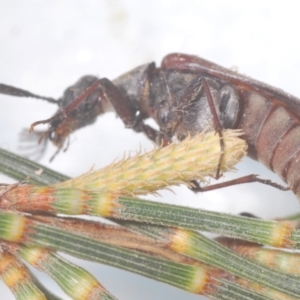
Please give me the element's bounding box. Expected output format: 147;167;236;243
218;237;300;276
1;188;297;248
167;229;300;298
0;211;295;299
0;212;275;299
237;278;298;300
17;246;117;300
0;251;46;300
0;211;217;296
114;221;300;299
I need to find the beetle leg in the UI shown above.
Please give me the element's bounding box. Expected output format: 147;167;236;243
99;78;138;128
170;75;225;179
138;123;171;146
177;76;225;179
63;136;70;153
96;77;171;145
49;147;61;162
190;175;289;192
201;78;225;179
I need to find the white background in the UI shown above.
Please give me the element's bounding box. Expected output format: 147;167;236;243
1;1;300;299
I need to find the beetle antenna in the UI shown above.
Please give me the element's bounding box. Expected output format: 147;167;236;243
0;83;58;104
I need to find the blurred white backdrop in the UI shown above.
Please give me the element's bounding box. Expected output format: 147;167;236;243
1;1;300;299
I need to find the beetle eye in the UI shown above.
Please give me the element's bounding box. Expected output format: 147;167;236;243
219;85;239;128
157;101;170;125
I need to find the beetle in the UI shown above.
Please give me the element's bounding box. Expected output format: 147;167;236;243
0;53;298;195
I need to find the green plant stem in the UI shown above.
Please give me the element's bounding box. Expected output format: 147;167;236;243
0;147;68;185
184;231;300;298
207;279;271;300
111;196;293;248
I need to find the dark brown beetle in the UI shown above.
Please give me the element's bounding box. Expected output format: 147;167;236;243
1;53;299;196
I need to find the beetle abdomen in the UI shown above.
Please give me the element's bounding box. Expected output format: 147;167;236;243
239;91;300;197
